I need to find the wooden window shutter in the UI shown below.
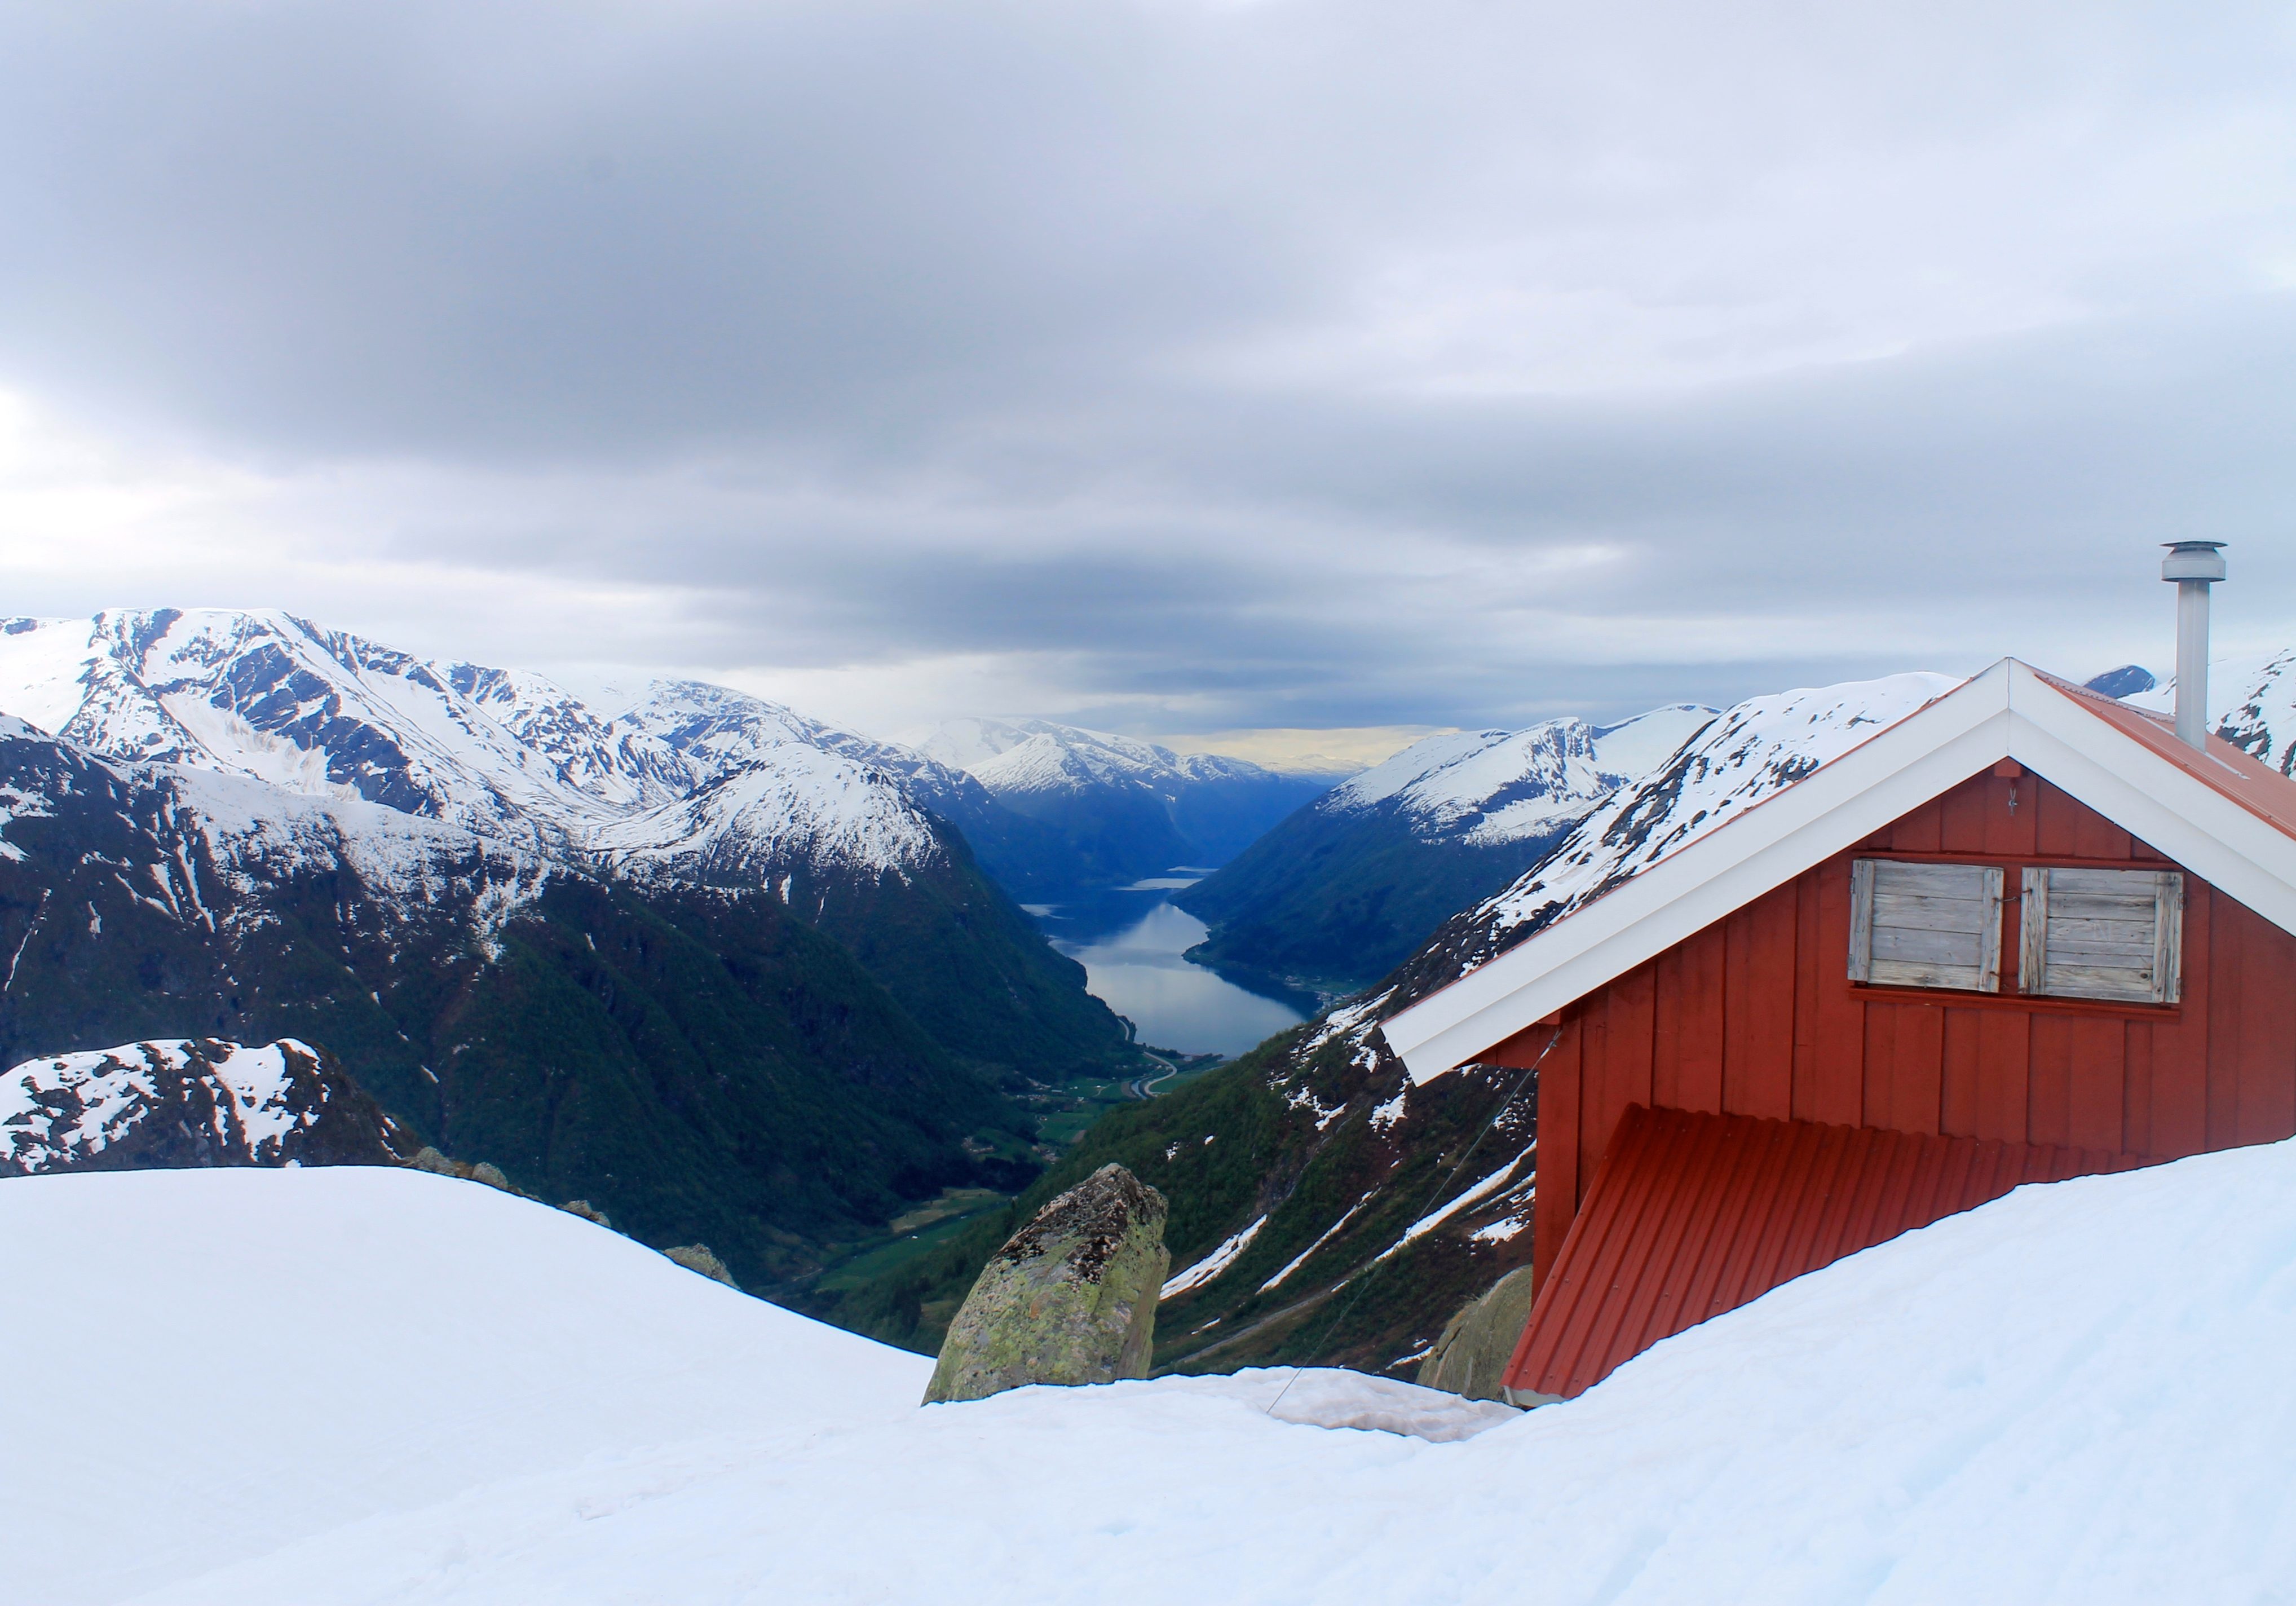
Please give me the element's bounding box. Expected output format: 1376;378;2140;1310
1847;859;2004;992
2019;867;2184;1004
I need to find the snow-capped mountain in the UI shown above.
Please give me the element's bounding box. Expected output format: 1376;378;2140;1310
1438;676;1953;973
903;717;1340;885
866;673;1961;1375
0;610;1136;1062
1174;703;1716;998
0;612;1143;1284
1;1036;410;1173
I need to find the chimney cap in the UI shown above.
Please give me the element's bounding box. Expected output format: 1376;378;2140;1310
2162;540;2228;583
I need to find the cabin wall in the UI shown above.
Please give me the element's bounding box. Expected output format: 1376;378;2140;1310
1503;767;2296;1294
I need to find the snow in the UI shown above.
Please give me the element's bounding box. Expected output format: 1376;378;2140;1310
1259;1198;1369;1293
1591;703;1717;777
1160;1214;1267;1298
18;1139;2296;1603
1319;703;1714;848
1373;1141;1536;1263
0;615;100;734
2;1167;927;1606
904;716;1281;799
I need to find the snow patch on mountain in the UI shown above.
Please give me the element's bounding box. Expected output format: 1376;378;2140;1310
1591;701;1719;776
590;743;945;884
1;1038;410;1175
4;1039;316;1171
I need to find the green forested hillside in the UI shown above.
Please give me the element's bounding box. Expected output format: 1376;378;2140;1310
1176;799;1575;998
807;1015;1538;1377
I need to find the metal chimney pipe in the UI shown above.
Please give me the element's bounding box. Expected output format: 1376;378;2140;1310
2161;540;2228;750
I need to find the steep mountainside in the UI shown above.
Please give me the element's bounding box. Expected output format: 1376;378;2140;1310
0;611;1134;1082
1;1036;412;1172
904;717;1337;886
1176;704;1714;997
828;674;1955;1366
0;715;1044;1285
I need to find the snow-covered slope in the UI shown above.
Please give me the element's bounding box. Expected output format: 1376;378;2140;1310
1459;673;1954;958
1;1166;929;1605
1176;703;1716;995
1;1037;410;1172
1323;703;1712;850
27;1119;2296;1603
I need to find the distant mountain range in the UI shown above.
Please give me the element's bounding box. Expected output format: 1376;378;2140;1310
1173;704;1716;999
0;609;1140;1286
903;718;1338;888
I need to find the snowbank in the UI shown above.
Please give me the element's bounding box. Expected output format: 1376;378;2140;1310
1;1167;926;1605
19;1137;2296;1604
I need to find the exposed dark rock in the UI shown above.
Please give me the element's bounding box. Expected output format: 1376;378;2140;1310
561;1199;612;1229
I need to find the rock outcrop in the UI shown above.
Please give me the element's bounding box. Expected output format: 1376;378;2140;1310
2;1038;413;1175
665;1243;740;1290
924;1164;1169;1404
1416;1264;1538;1402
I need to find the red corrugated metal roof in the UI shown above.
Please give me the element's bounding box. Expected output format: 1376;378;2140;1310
2037;669;2296;842
1502;1105;2150;1400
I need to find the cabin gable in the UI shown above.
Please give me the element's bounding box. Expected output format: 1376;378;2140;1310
1497;765;2296;1304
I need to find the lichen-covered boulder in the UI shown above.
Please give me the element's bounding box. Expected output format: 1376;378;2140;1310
1416;1264;1538;1402
924;1164;1169;1405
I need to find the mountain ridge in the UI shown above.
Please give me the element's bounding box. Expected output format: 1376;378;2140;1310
902;716;1341;886
1174;703;1715;998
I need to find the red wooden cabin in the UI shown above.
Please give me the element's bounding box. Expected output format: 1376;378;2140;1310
1383;659;2296;1404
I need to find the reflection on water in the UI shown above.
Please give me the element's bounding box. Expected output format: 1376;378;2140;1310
1037;889;1305;1059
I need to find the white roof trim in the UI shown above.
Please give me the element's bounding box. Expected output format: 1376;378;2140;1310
1385;660;2296;1084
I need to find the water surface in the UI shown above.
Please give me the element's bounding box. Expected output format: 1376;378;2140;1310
1035;887;1305;1058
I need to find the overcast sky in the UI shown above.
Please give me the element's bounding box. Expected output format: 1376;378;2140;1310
2;1;2291;755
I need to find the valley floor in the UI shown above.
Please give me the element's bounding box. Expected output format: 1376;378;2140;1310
12;1143;2296;1604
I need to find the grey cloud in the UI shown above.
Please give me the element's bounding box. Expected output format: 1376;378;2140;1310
1;1;2292;735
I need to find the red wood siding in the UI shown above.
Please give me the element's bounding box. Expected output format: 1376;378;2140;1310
1521;766;2296;1298
1506;1105;2146;1399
